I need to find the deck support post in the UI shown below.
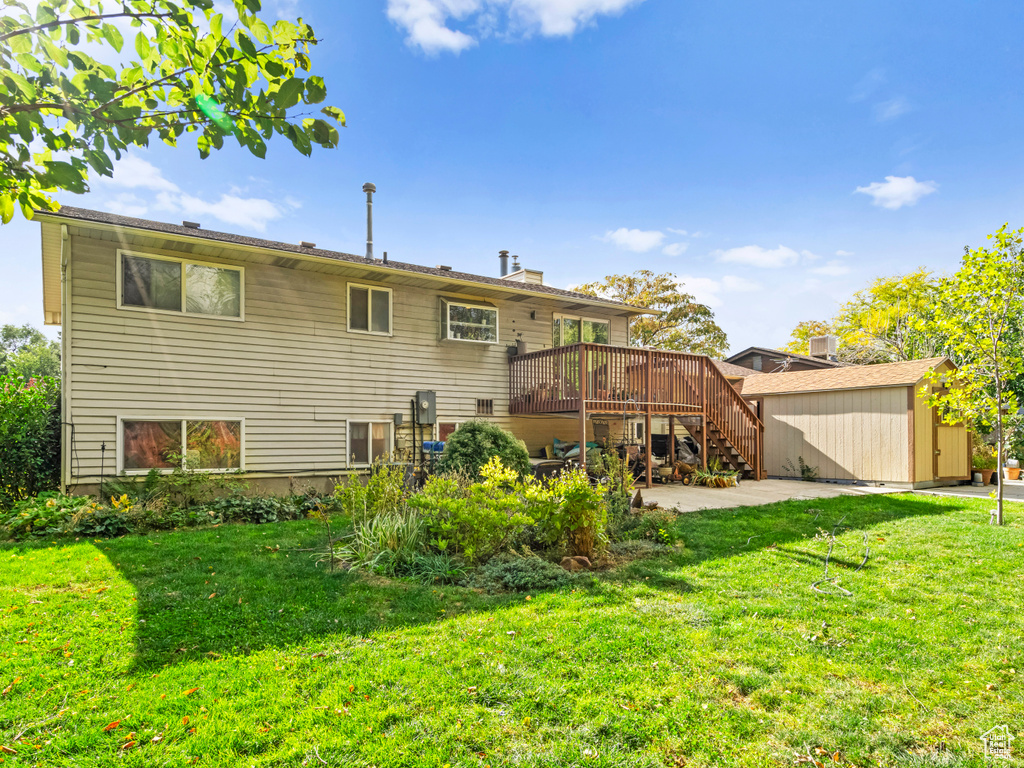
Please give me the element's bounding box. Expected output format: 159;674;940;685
700;360;708;470
578;344;588;474
645;349;653;488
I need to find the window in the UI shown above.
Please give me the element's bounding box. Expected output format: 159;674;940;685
348;421;391;466
553;314;610;346
438;422;461;441
120;418;243;472
752;355;763;371
118;251;243;319
442;299;498;343
348;284;392;335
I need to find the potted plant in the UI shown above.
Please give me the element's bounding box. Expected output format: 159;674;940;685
973;443;998;485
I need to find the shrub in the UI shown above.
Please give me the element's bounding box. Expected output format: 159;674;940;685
409;457;537;564
435;420;531;479
463;553;575;593
1;492;94;538
157;456;247;509
204;495;307;525
533;467;608;559
0;374;60;510
335;508;424;574
333;458;410;520
611;508;680;545
407;552;467;585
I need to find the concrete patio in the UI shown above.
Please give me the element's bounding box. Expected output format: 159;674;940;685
642;478;898;513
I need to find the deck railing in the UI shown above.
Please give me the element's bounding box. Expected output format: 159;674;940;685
509;343;762;473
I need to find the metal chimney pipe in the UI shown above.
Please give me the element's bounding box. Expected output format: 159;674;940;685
499;250;509;277
362;182;376;259
511;254;521;271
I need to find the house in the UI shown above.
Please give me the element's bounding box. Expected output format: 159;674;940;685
727;343;850;374
37;205;762;492
738;357;969;488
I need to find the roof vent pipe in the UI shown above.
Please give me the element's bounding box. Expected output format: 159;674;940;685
511;254;521;271
499;250;509;277
362;182;376;260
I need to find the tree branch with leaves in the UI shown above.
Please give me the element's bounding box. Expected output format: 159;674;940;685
924;224;1024;526
576;270;728;357
0;0;345;223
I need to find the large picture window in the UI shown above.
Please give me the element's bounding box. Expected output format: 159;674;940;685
442;299;498;343
553;314;609;347
348;421;391;466
120;418;243;472
348;283;392;335
118;252;243;319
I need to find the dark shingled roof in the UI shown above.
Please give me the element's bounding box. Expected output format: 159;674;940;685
725;345;854;369
713;360;755;378
40;206;646;312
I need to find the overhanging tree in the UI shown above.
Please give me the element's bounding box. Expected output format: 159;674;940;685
576;270;728;357
0;0;344;223
925;224;1024;526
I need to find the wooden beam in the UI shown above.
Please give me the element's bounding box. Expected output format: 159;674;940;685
907;386;916;485
578;344;588;474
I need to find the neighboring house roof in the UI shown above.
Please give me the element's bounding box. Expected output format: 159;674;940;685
714;360;755;378
738;357;951;396
36;206;651;322
725;345;852;369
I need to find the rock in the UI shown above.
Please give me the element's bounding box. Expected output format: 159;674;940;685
560;556;592;572
631;490;644;509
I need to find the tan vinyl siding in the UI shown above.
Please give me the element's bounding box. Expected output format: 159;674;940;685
66;233;629;480
914;383;934;483
763;386;910;483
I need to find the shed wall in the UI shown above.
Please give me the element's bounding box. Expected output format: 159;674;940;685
763;386;911;483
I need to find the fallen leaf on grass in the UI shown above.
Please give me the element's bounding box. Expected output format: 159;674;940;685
182;717;190;726
120;741;136;750
2;677;21;695
1;745;17;755
103;720;120;732
311;652;326;659
151;734;163;744
208;593;216;599
182;687;199;696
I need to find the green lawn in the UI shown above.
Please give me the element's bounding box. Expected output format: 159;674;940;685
1;493;1022;767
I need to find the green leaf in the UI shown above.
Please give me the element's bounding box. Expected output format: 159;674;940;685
304;76;326;104
308;119;338;147
102;24;124;53
0;195;14;225
274;77;303;109
235;31;257;58
250;18;272;44
321;105;346;127
135;32;151;59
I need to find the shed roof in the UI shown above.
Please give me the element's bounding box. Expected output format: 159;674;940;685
36;206;652;323
738;357;951;396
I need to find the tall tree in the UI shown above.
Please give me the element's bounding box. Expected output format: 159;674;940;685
576;270;728;357
0;324;60;378
782;269;942;364
0;0;344;223
925;225;1024;526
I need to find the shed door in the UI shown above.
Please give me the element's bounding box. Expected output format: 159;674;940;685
935;425;967;478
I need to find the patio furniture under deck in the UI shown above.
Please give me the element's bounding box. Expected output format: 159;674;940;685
509;343;764;488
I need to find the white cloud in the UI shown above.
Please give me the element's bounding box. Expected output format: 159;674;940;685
386;0;645;53
873;97;911;122
715;244;802;269
100;155;180;193
835;249;854;257
601;227;665;253
850;68;886;102
810;260;851;277
662;242;688;256
666;227;688;236
157;192;285;232
105;193;150;218
855;175;937;210
675;274;759;308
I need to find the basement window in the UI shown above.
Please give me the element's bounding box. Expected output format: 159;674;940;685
349;421;391;466
442;299;498;343
119;418;243;473
118;251;243;319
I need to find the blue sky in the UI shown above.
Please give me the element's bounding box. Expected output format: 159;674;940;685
3;0;1023;353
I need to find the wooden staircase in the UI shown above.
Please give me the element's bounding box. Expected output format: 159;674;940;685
508;343;764;482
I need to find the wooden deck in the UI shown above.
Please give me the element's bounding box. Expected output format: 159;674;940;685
509;343;763;483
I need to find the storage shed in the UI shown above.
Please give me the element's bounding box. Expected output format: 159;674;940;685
738;357;969;488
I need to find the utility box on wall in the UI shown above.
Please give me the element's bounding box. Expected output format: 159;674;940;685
416;390;436;425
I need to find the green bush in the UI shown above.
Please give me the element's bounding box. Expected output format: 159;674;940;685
0;374;60;510
204;495;307;525
533;467;608;559
1;492;95;538
463;553;575;593
409;457;538;564
611;508;680;545
335;508;424;574
435;420;531;479
406;552;467;585
333;459;410;519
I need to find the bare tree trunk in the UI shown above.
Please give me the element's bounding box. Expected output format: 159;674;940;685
995;377;1005;526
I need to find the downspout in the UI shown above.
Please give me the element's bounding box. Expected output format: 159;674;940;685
59;224;71;491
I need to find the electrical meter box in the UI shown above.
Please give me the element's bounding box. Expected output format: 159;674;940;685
416;390;436;425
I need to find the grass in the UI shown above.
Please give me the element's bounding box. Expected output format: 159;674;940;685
0;493;1022;767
